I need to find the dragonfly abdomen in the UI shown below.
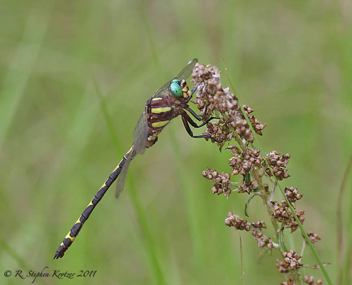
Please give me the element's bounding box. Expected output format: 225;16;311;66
54;147;134;259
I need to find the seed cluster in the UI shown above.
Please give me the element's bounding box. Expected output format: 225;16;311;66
191;63;238;114
225;212;251;231
307;232;321;244
229;146;265;193
271;201;305;233
228;146;264;177
276;250;302;273
202;145;266;196
283;187;303;206
252;230;273;249
203;119;232;144
238;180;257;194
225;212;266;232
266;151;291;180
192;63;267;143
243;105;267;135
202;169;232;197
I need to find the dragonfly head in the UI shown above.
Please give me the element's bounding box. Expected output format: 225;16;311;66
169;79;192;100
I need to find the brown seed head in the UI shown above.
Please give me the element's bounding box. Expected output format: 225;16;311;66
307;232;321;244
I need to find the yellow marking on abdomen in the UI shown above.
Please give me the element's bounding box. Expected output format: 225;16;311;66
151;107;172;114
65;233;75;242
152;97;163;101
152;120;169;128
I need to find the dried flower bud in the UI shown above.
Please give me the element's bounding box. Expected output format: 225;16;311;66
225;213;251;231
307;232;321;244
281;250;302;271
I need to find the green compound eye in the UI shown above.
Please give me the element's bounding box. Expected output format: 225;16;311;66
169;79;182;98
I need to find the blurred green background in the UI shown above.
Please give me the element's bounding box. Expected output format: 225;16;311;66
1;0;351;284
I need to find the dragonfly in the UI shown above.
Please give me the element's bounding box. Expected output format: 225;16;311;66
54;58;220;259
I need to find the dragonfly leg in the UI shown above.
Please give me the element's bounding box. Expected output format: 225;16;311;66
184;106;219;128
181;113;222;143
185;105;208;121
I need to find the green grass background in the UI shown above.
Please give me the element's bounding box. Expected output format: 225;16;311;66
1;0;351;284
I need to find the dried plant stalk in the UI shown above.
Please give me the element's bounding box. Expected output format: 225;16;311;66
191;62;327;285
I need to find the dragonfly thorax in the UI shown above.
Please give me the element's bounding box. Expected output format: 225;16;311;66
147;95;178;130
146;78;192;131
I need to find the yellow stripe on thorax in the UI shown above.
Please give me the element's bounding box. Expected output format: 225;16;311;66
152;120;169;128
151;107;171;114
152;97;163;101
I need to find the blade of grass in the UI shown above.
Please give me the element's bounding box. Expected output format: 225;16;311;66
337;155;352;285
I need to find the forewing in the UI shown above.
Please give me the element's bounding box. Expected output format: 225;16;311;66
176;58;198;81
115;111;148;198
154;81;171;97
133;111;149;155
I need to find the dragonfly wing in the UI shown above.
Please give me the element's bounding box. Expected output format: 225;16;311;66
133;111;149;155
154;81;170;97
176;58;198;81
115;111;148;198
154;59;198;97
115;148;136;198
